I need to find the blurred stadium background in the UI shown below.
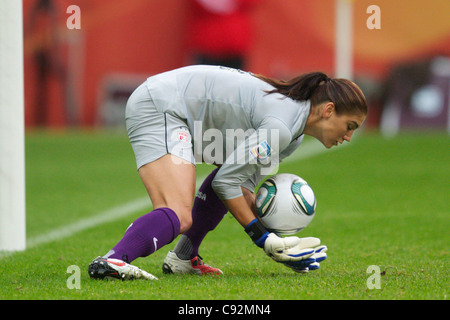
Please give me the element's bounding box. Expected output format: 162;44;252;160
22;0;450;133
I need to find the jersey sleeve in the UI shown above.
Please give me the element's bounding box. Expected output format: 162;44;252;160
241;170;265;194
211;117;293;200
240;135;304;193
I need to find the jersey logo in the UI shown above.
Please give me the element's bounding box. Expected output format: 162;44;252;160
250;140;271;164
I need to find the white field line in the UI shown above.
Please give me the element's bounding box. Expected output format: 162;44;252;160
0;138;348;258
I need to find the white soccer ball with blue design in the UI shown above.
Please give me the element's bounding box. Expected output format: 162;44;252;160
255;173;316;235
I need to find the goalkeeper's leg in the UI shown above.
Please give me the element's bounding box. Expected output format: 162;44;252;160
89;206;182;280
163;168;227;275
89;154;195;280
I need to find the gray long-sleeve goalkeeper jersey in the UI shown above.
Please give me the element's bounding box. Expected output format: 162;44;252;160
145;65;311;200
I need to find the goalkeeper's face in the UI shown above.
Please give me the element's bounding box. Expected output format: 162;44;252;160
317;103;366;148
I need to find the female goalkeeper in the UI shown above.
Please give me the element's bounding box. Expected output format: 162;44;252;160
88;65;367;280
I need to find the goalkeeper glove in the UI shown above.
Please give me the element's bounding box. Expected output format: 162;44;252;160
245;219;327;272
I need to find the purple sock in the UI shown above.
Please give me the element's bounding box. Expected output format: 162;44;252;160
177;168;228;259
107;207;180;263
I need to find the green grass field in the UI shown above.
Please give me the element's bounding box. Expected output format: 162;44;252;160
0;130;448;302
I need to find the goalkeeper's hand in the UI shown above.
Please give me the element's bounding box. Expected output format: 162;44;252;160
263;233;328;273
245;219;327;273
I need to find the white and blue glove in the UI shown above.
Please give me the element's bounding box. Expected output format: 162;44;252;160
264;233;328;273
245;219;327;273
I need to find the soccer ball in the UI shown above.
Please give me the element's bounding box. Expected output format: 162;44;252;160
255;173;316;235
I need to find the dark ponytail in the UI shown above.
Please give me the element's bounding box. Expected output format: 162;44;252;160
254;72;368;116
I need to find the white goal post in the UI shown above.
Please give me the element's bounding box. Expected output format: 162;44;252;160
335;0;354;80
0;0;26;251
